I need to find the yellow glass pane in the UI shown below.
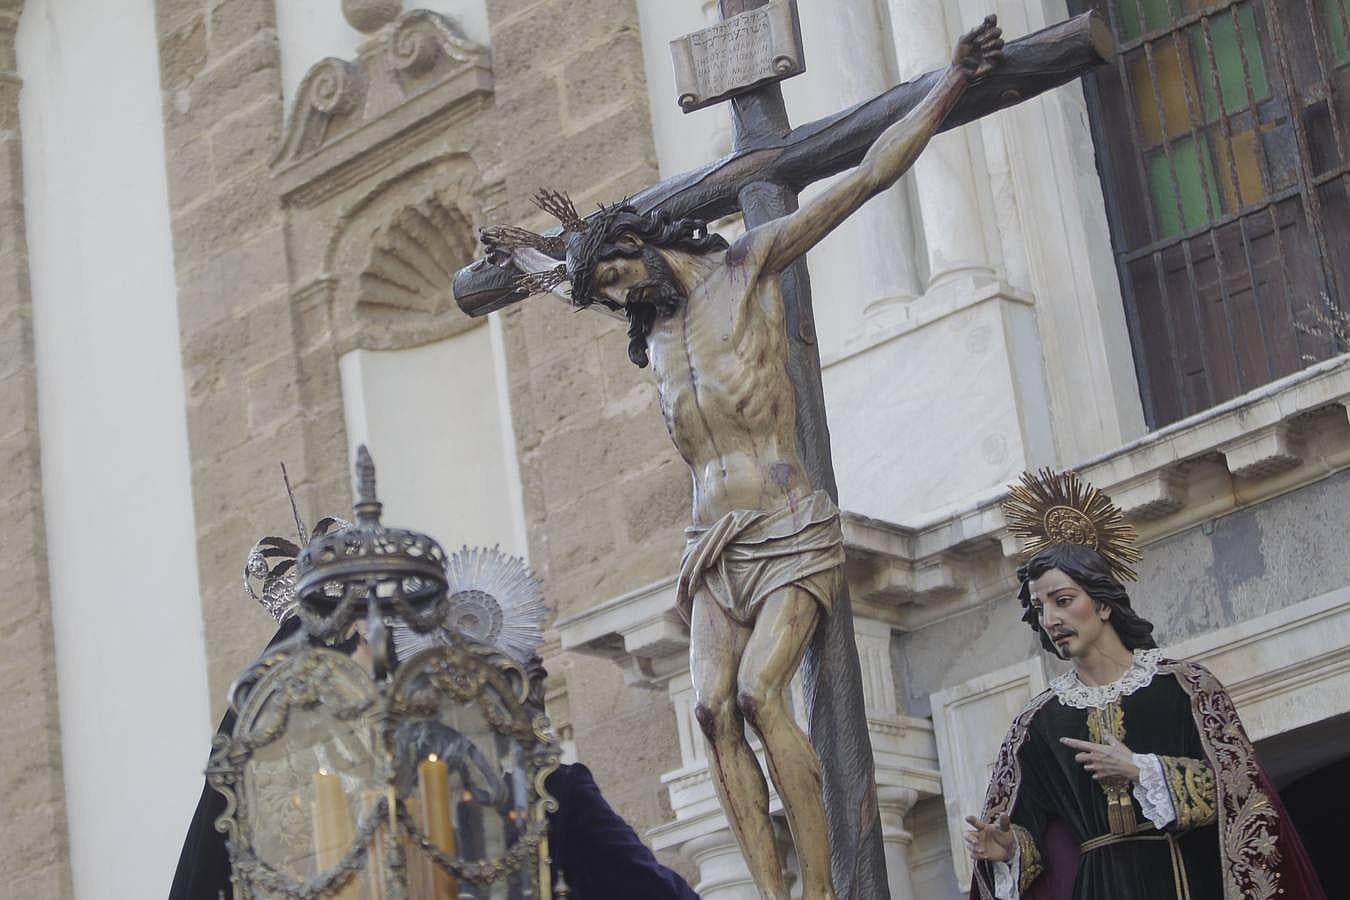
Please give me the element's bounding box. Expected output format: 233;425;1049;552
1213;128;1267;210
1130;42;1197;146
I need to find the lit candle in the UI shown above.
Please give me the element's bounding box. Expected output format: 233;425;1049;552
311;769;359;899
418;754;459;900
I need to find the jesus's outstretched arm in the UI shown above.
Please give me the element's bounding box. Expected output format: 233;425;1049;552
740;15;1003;275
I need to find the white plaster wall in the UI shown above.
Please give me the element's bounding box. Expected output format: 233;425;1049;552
961;0;1147;460
339;319;528;558
634;0;728;177
635;0;920;355
827;295;1041;518
17;2;212;898
277;0;490;105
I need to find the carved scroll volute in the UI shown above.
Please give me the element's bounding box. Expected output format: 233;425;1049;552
272;11;489;171
387;10;486;78
274;57;367;165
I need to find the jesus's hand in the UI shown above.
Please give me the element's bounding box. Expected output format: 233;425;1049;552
954;15;1004;80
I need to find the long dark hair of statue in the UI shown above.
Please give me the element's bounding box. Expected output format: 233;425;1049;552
1016;543;1158;653
572;207;728;367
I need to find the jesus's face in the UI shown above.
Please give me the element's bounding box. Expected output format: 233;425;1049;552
1028;567;1112;660
592;253;650;307
590;238;687;316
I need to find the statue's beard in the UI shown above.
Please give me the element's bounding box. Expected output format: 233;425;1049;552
623;249;685;368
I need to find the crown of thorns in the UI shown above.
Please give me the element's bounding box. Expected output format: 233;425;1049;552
1002;468;1142;582
479;189;634;306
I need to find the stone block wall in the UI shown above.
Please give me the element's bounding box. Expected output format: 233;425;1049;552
0;4;73;896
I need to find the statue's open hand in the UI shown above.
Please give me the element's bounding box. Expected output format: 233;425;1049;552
954;15;1004;79
964;812;1016;863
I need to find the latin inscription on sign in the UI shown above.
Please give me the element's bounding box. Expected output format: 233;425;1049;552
670;0;805;114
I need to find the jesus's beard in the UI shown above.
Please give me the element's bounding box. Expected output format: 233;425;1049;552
623;250;685;368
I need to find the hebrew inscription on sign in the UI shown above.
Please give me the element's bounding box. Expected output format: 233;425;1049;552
669;0;804;113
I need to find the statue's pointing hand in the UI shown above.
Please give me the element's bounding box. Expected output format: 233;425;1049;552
1061;734;1142;782
955;14;1004;80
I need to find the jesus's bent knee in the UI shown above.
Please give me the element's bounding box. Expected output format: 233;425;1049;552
694;698;738;740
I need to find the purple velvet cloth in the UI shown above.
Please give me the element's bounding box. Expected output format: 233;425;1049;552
544;763;700;900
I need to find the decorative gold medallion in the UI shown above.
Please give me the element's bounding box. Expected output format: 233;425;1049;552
1002;468;1142;582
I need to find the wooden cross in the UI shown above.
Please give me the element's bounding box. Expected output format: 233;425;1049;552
454;7;1112;897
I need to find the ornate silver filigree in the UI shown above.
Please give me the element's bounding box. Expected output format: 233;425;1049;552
391;546;548;664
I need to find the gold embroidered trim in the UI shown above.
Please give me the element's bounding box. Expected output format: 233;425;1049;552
1085;702;1125;742
1160;755;1218;830
1165;660;1281;900
1087;702;1137;835
1012;824;1042;894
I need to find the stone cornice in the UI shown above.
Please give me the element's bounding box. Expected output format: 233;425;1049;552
558;355;1350;668
851;355;1350;630
556;576;686;688
271;10;492;206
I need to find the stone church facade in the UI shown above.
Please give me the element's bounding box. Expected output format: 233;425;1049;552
2;1;1346;898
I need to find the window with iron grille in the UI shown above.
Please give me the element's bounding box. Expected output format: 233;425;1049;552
1070;0;1350;427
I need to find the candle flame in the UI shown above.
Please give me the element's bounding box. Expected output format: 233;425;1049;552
428;753;439;763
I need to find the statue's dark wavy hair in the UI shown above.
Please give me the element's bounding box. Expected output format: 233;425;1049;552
566;205;728;366
1016;543;1158;653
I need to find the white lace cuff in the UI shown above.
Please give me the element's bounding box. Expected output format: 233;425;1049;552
992;838;1020;900
1132;752;1176;829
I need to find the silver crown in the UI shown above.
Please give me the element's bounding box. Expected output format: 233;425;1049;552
293;446;448;642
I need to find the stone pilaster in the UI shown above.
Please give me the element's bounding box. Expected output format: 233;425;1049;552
0;2;74;896
155;0;327;715
887;0;997;292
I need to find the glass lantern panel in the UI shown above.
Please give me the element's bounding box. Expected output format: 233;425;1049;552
242;683;381;894
394;658;544;897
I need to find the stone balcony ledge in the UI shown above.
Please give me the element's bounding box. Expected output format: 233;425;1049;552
848;354;1350;628
556;575;687;687
558;356;1350;670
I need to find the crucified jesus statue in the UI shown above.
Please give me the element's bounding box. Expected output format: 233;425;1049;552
478;17;1003;900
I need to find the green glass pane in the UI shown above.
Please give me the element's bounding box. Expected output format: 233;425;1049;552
1118;0;1173;41
1191;5;1270;119
1147;136;1222;238
1321;0;1350;65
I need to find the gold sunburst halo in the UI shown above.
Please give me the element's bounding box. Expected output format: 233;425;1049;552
1002;468;1142;582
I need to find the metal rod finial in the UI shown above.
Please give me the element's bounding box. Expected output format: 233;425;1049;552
354;445;383;524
